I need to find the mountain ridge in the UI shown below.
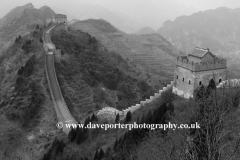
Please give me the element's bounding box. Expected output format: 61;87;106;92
70;19;182;87
0;3;55;51
158;7;240;57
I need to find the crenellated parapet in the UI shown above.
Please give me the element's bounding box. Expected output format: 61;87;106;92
174;47;228;98
217;79;240;88
97;81;174;121
177;56;227;72
176;56;196;70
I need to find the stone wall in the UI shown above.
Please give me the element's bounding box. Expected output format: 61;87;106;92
97;78;240;121
174;66;195;95
43;24;77;133
97;81;173;121
193;69;227;87
177;56;227;72
172;86;192;98
54;49;61;63
173;78;240;99
195;59;226;71
217;79;240;88
174;65;227;98
176;57;195;71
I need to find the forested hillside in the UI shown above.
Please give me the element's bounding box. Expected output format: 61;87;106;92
51;27;155;122
70;19;183;88
43;78;240;160
0;24;62;159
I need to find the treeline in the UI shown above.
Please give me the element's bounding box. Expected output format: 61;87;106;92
42;114;98;160
185;80;240;160
68;114;97;145
111;101;174;159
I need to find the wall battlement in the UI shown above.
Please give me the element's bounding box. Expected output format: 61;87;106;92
177;56;227;71
97;81;174;121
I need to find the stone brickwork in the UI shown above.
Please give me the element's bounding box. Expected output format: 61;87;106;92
217;79;240;88
54;49;61;63
97;81;173;121
53;14;67;23
173;47;227;98
176;56;226;72
43;23;77;134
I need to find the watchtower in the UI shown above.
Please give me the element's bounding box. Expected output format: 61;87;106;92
53;14;67;23
172;47;227;98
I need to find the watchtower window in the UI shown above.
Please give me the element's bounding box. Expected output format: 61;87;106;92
183;78;184;82
177;75;178;79
189;80;191;84
199;81;202;85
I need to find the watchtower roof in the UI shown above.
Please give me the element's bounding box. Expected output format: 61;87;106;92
189;47;215;58
54;14;67;18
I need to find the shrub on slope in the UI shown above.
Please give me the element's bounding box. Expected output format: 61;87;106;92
51;28;154;120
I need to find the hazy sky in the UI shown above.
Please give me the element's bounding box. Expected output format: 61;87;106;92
178;0;240;10
0;0;240;32
1;0;240;18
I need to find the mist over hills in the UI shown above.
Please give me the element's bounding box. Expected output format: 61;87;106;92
59;3;143;33
10;0;196;33
158;7;240;58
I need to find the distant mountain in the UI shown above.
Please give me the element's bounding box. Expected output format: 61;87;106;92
82;0;197;31
27;0;196;33
158;7;240;58
136;27;156;35
71;19;182;85
0;3;55;50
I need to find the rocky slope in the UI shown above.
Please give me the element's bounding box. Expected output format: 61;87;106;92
70;19;182;86
158;7;240;57
0;3;55;51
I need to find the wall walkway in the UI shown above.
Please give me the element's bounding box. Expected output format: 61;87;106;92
43;24;77;134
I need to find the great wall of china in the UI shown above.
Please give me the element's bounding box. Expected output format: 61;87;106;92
43;23;77;134
42;22;240;130
217;79;240;88
97;78;240;121
97;81;174;121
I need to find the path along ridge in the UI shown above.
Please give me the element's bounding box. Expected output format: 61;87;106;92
43;23;77;134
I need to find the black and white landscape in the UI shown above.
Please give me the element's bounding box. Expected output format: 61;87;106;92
0;0;240;160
